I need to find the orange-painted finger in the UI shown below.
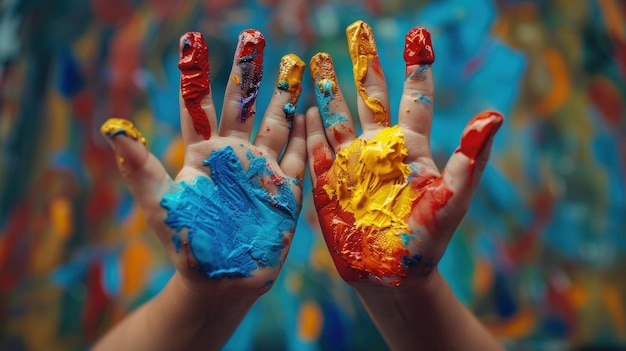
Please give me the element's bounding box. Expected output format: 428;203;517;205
305;107;334;189
346;20;390;131
309;52;357;152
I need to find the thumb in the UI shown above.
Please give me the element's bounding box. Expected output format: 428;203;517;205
101;118;173;227
440;111;503;220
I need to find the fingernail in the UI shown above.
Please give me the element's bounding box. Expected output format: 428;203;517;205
234;29;265;123
178;31;212;140
455;111;504;185
101;118;147;163
345;20;387;126
277;54;305;122
404;27;435;67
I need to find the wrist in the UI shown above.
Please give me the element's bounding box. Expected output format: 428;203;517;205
353;268;446;302
169;272;259;311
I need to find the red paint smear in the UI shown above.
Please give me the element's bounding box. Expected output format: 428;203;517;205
409;175;453;233
455;111;504;186
316;199;368;282
312;143;333;188
0;203;30;293
588;78;624;127
178;32;212;140
82;261;111;341
404;27;435;67
370;56;385;79
333;127;344;144
90;0;132;25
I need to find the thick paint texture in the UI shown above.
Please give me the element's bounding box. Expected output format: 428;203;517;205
276;54;305;121
160;146;298;278
314;127;428;282
100;118;146;145
178;32;212;140
346;20;388;126
404;27;435;67
455;111;504;185
310;53;347;128
235;30;265;123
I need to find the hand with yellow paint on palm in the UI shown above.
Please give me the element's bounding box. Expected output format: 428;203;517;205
306;19;504;351
306;21;503;287
95;31;307;351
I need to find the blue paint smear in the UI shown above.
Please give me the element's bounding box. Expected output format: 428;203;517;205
315;78;347;128
102;253;120;297
160;146;298;278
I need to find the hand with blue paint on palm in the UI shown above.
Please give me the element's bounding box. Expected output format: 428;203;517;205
95;31;307;351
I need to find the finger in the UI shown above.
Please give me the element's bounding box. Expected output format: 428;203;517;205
346;20;390;130
305;106;334;189
441;111;504;221
398;26;435;163
309;52;357;151
178;32;218;144
254;54;306;159
100;118;173;237
279;112;306;190
219;29;265;140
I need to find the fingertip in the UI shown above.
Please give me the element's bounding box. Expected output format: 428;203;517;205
404;26;435;67
445;110;504;192
101;118;149;171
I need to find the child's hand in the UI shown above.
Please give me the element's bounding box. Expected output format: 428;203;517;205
306;21;503;287
101;31;306;295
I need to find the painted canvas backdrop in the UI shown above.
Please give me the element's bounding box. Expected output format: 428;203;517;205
1;0;625;350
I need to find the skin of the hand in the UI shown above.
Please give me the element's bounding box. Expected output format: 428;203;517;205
306;21;503;289
101;31;307;297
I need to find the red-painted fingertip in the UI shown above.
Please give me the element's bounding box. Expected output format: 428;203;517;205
236;29;266;61
178;31;212;140
404;26;435;66
455;111;504;186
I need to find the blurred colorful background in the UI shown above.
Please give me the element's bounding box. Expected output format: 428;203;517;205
1;0;625;350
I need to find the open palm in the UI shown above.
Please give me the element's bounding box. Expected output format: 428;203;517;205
101;31;306;294
306;21;503;287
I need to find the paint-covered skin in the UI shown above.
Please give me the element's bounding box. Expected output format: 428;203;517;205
100;118;146;163
310;22;504;287
346;20;388;126
455;112;505;185
404;26;434;67
234;30;265;123
100;118;147;145
160;146;298;278
99;29;306;294
276;54;305;121
313;127;452;285
178;32;212;140
310;53;349;129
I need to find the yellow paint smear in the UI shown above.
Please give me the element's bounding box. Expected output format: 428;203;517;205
309;52;339;94
324;126;418;250
603;285;626;336
535;49;570;116
346;20;388;125
277;53;306;103
100;118;147;145
297;301;323;342
121;239;151;296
